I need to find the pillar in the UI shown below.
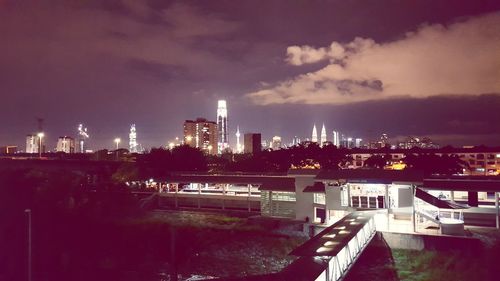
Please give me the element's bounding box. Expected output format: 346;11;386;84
495;192;499;229
468;191;478;207
174;183;178;208
385;184;390;231
197;183;201;209
412;185;416;233
269;191;273;216
450;191;455;202
346;184;351;207
247;184;252;212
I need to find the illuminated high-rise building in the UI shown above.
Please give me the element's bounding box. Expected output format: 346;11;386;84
355;138;363;148
77;124;89;153
56;136;75;153
312;124;318;143
332;131;340;147
184;118;218;155
320;123;327;147
26;134;38;153
235;126;243;153
271;136;282;150
217;100;228;154
129;124;138;153
292;136;301;146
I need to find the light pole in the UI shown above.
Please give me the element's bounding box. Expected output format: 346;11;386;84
24;209;32;281
37;132;44;158
114;138;121;150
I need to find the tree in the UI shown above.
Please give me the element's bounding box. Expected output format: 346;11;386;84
403;153;468;176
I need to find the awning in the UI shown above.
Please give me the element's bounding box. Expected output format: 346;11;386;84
303;182;325;193
415;188;468;209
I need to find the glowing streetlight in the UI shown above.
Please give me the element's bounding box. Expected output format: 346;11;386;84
37;132;44;158
114;138;121;150
207;145;213;154
168;142;175;150
186;135;193;142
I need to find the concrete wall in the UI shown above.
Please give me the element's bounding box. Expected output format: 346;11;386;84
294;175;316;221
326;185;345;211
379;232;482;253
397;186;413;208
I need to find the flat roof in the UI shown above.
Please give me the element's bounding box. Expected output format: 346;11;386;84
162;174;296;191
423;178;500;192
315;169;424;184
290;211;375;257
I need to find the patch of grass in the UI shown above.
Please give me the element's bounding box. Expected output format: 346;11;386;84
392;249;488;281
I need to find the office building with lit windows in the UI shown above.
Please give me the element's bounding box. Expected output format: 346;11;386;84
56;136;75;153
183;118;218;155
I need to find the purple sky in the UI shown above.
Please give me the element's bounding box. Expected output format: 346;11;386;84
1;0;500;150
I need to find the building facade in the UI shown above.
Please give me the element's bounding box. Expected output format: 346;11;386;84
217;100;229;154
56;136;75;153
184;118;218;155
244;133;261;154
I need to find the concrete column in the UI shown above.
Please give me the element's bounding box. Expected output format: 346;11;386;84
468;191;478;207
174;183;178;208
385;184;390;231
269;191;273;216
197;183;201;209
346;184;351;208
450;191;455;202
412;185;416;233
495;192;499;229
247;184;252;212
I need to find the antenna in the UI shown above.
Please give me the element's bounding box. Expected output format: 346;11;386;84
36;117;44;132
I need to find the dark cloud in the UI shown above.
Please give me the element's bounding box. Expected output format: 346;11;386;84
0;0;499;150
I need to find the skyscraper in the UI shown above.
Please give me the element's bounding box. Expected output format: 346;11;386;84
77;124;89;153
271;136;282;150
312;124;318;143
235;126;242;153
26;134;38;153
332;131;340;147
184;118;218;155
56;136;75;153
320;123;327;146
129;124;138;153
217;100;228;154
244;133;261;154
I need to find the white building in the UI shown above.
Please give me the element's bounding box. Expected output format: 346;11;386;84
56;136;75;153
217;100;229;154
26;134;39;153
129;124;138;153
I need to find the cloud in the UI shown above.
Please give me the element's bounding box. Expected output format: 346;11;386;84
0;1;240;80
247;12;500;105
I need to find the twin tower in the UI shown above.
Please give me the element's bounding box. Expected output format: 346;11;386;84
312;124;327;146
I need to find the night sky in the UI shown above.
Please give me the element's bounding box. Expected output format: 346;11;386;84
1;0;499;150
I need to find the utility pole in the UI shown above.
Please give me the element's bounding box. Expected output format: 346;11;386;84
25;209;32;281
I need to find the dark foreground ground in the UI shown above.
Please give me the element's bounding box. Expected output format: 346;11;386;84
2;209;306;281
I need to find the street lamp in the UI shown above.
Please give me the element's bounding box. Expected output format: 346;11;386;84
37;132;44;158
114;138;121;150
24;209;32;281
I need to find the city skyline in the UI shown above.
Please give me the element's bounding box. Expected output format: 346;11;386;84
1;1;500;149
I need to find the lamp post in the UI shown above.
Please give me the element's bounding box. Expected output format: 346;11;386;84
114;138;121;150
37;132;44;158
24;209;32;281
